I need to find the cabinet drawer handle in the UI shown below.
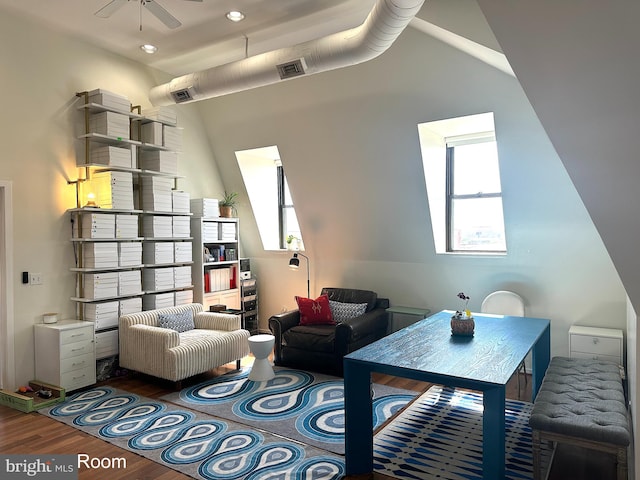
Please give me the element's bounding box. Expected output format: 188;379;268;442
72;361;85;367
72;374;86;380
71;348;85;352
71;334;84;338
592;338;599;344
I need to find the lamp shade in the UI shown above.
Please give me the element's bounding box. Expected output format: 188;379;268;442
289;253;300;269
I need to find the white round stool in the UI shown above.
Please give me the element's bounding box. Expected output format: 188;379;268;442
248;334;275;381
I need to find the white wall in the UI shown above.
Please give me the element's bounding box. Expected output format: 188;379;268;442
195;23;626;359
477;1;640;467
0;9;226;388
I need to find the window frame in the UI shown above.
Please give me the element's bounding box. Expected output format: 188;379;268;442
277;165;296;249
445;135;506;254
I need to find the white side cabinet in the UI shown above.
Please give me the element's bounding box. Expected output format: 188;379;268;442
568;325;623;365
35;320;96;392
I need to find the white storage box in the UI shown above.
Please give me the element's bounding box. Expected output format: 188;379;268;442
88;145;132;168
82;242;118;269
83;272;118;300
118;242;142;267
89;111;130;139
119;297;142;316
202;222;219;242
139;121;163;145
143;267;175;291
143;292;175;310
163;125;183;150
92;171;134;210
172;191;190;213
88;89;130;112
139;150;178;175
174;242;192;263
190;198;219;218
95;330;119;360
143;241;174;264
219;222;236;241
83;301;119;331
175;290;193;305
174;266;192;288
143;106;177;125
77;212;115;239
142;216;173;238
115;214;138;239
142;191;172;212
141;176;173;192
118;270;141;296
172;217;191;238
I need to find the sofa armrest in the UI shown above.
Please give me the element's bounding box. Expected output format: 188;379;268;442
335;308;388;346
195;312;242;331
269;310;301;364
269;310;301;334
119;324;180;376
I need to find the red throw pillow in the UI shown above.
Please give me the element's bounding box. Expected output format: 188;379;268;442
295;294;336;326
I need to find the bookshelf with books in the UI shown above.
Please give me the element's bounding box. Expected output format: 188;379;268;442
191;212;241;311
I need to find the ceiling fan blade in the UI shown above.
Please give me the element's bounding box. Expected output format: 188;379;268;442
144;0;182;29
95;0;128;18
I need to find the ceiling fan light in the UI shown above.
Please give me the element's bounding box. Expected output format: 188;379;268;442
226;11;245;22
140;44;158;54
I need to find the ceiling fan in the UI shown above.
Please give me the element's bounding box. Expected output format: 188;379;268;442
95;0;202;30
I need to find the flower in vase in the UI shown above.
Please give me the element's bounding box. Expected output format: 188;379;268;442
456;292;471;318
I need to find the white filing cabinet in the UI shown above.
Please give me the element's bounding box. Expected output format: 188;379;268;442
568;325;623;364
35;320;96;391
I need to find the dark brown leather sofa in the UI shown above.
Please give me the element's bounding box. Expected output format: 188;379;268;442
268;287;389;376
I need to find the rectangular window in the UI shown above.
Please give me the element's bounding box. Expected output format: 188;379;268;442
277;165;301;249
446;135;506;252
236;145;303;251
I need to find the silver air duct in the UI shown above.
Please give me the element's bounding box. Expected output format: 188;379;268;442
149;0;426;106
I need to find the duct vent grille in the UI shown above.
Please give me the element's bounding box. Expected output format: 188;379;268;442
172;88;194;103
276;59;307;80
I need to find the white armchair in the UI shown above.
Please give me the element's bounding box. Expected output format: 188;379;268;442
119;303;250;384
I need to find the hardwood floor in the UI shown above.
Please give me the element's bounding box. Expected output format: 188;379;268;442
0;359;616;480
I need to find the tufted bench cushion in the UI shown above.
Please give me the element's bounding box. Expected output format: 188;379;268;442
529;356;629;480
529;356;629;446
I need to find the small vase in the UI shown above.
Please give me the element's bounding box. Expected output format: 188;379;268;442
451;314;475;336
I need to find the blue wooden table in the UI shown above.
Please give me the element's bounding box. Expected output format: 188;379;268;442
343;310;551;480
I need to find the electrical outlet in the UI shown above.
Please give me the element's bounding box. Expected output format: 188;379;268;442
29;272;43;285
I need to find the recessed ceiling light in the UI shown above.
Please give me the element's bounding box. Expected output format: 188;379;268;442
226;11;245;22
140;44;158;54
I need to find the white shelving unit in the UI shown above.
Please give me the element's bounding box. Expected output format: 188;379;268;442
191;216;241;311
66;90;194;378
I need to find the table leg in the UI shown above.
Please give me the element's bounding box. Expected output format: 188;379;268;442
344;360;373;475
483;385;505;480
531;323;551;401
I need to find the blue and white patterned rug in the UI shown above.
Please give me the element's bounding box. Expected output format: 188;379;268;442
162;366;416;455
374;385;549;480
40;387;345;480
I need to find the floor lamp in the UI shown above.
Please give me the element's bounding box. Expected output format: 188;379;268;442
289;252;310;298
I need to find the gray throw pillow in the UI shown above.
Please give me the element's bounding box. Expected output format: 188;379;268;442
329;301;367;323
158;310;195;333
